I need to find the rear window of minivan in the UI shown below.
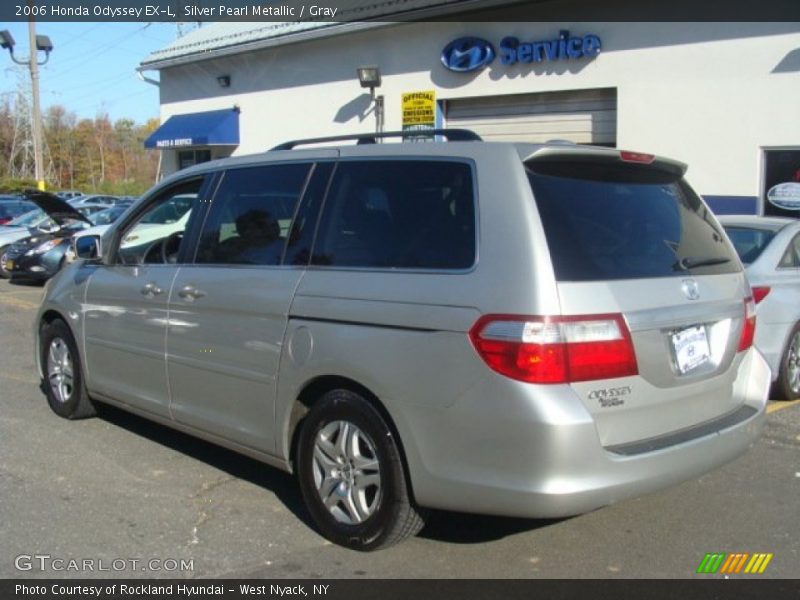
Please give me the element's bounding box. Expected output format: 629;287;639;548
527;162;740;281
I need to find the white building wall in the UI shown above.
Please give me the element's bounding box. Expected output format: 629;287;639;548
156;22;800;200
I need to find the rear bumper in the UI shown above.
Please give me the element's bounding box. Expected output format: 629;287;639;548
402;347;770;518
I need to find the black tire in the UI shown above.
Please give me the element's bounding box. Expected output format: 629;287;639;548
775;322;800;401
0;245;10;279
297;389;425;551
39;318;96;419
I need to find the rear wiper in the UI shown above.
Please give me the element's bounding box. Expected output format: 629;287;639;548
674;256;731;270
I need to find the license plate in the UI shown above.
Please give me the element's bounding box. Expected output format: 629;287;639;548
671;325;710;374
4;259;13;271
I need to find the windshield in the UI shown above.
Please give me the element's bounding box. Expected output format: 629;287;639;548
90;206;126;226
61;220;90;232
527;163;740;281
8;209;47;227
723;226;776;265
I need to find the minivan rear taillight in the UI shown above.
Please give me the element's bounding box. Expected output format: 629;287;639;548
469;314;638;384
737;297;757;352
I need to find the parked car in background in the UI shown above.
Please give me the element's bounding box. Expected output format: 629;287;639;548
1;194;118;281
0;208;54;233
90;204;131;226
74;203;114;221
0;199;37;225
0;210;57;269
720;215;800;399
69;194;122;207
56;190;83;200
39;132;770;551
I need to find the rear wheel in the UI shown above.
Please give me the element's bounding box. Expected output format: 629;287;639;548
39;319;96;419
776;323;800;400
297;389;425;551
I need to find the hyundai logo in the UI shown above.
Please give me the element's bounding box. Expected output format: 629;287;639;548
441;37;496;73
682;279;700;301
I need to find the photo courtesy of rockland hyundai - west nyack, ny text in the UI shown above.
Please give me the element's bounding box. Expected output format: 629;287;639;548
0;1;799;599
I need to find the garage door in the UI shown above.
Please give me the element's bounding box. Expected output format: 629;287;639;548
444;88;617;146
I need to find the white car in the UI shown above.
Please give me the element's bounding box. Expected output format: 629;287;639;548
0;209;56;243
720;215;800;399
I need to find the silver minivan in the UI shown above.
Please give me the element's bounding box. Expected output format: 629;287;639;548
34;131;770;550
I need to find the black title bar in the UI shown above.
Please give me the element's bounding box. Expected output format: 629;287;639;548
1;0;799;22
5;579;800;600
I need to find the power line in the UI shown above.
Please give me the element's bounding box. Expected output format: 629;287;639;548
53;73;143;106
43;25;153;82
43;71;133;96
64;88;156;119
53;23;105;50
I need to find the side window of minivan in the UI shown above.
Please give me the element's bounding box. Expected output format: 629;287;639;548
195;163;311;266
117;178;204;265
311;160;476;269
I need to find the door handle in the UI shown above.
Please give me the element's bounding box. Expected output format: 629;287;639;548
177;285;206;301
140;282;163;297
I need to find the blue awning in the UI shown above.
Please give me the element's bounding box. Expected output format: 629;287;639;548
144;108;239;149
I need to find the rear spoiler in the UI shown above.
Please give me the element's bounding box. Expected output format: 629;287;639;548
523;145;688;179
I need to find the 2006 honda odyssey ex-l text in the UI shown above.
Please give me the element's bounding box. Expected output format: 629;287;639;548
34;130;770;550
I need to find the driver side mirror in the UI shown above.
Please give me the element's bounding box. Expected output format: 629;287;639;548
75;235;100;259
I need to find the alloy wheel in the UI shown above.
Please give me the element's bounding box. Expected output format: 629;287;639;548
47;337;74;404
312;420;382;525
788;331;800;395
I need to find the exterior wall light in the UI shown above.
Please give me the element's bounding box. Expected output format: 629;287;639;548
0;30;15;50
357;65;384;134
357;66;382;89
35;35;54;54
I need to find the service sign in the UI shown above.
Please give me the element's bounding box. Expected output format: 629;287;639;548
441;30;601;73
402;91;437;140
767;182;800;211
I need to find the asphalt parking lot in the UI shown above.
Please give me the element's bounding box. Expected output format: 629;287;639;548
0;277;798;579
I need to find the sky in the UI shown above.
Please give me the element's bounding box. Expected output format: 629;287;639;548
0;22;186;125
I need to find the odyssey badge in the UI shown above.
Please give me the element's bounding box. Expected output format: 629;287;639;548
440;37;496;73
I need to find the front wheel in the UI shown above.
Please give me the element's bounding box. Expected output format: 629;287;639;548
776;323;800;400
0;245;10;279
39;318;96;419
297;389;425;551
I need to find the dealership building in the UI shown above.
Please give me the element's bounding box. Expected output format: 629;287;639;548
139;11;800;216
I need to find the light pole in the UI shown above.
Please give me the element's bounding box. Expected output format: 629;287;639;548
0;25;53;191
357;66;384;134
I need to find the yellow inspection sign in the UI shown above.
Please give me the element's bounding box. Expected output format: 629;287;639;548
402;90;436;128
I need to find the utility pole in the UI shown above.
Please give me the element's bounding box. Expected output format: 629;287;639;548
28;18;43;190
0;17;53;190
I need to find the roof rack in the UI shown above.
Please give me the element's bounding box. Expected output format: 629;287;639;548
270;128;482;151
